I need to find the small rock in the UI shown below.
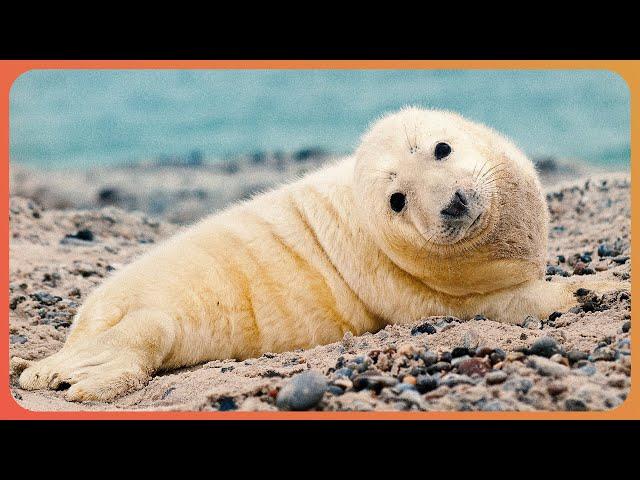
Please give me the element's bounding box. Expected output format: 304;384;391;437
622;321;630;333
63;229;95;242
521;316;541;330
565;398;588;411
485;370;508;385
597;243;616;258
529;336;561;358
457;357;490;377
550;353;569;366
420;350;438;366
612;255;629;265
548;311;562;322
567;350;589;364
402;375;417;385
527;356;569;377
426;361;452;374
9;334;27;344
31;292;62;306
547;381;567;396
415;374;439;393
352;373;398;392
275;370;328;411
573;262;595;275
439;352;453;363
490;349;506;364
441;373;476;387
411;321;436;335
451;347;470;358
576;364;597;376
589;348;616;362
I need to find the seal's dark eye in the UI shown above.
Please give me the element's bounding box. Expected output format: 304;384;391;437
434;142;451;160
390;192;406;212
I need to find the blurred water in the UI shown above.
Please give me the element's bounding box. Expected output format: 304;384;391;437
10;70;630;169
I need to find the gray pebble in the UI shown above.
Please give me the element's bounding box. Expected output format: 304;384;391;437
485;370;508;385
527;356;569;377
529;336;561;358
276;370;328;411
9;334;27;344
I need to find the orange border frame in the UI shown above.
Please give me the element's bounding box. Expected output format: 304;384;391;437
1;59;637;420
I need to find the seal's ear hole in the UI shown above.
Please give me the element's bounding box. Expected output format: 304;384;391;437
390;192;406;213
435;142;452;160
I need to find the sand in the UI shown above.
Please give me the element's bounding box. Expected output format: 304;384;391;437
8;167;631;412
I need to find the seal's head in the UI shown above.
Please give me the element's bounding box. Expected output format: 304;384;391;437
353;107;548;293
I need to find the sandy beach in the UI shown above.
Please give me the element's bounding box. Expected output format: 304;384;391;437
8;161;631;412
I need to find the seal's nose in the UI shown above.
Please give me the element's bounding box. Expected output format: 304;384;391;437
440;189;469;218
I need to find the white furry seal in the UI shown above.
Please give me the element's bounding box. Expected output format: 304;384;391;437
15;107;625;401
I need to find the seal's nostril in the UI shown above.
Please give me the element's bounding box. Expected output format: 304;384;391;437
454;189;468;206
441;189;469;218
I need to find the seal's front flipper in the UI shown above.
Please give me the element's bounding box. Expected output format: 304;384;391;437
473;278;629;324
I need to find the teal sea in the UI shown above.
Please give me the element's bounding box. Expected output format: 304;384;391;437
9;70;630;169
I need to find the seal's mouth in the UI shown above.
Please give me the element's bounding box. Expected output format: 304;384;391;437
468;212;482;230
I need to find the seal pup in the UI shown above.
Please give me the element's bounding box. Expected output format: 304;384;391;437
14;107;626;401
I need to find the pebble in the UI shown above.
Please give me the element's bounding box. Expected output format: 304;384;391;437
275;370;328;411
564;398;588;411
451;347;470;358
521;316;541;330
589;348;616;362
441;373;476;387
547;381;567;396
529;336;561;358
485;370;508;385
333;367;353;379
427;361;452;374
352;373;398;392
411;322;437;335
31;292;62;306
622;321;630;333
9;334;27;344
573;262;595;275
612;255;629;264
550;353;569;366
402;375;417;385
439;352;453;363
567;350;589;364
527;356;569;377
420;350;438;366
597;243;616;258
332;377;353;390
490;349;506;364
456;357;490;377
577;364;597;376
398;389;424;407
415;374;439;393
548;311;563;322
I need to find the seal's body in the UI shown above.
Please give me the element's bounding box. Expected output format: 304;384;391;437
16;108;624;401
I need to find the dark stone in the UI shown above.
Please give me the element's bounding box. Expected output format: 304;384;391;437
529;337;561;358
490;349;506;364
217;396;237;411
415;374;439;393
451;347;470;358
439;352;453;363
485;370;508;385
612;255;630;264
597;243;616;258
411;322;437;335
548;311;563;322
622;321;631;333
9;295;26;310
473;314;488;321
352;373;398;393
9;334;27;344
565;398;588;411
574;288;591;297
426;361;452;374
567;350;589;364
65;229;94;242
31;292;62;306
573;262;594;275
275;370;327;411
